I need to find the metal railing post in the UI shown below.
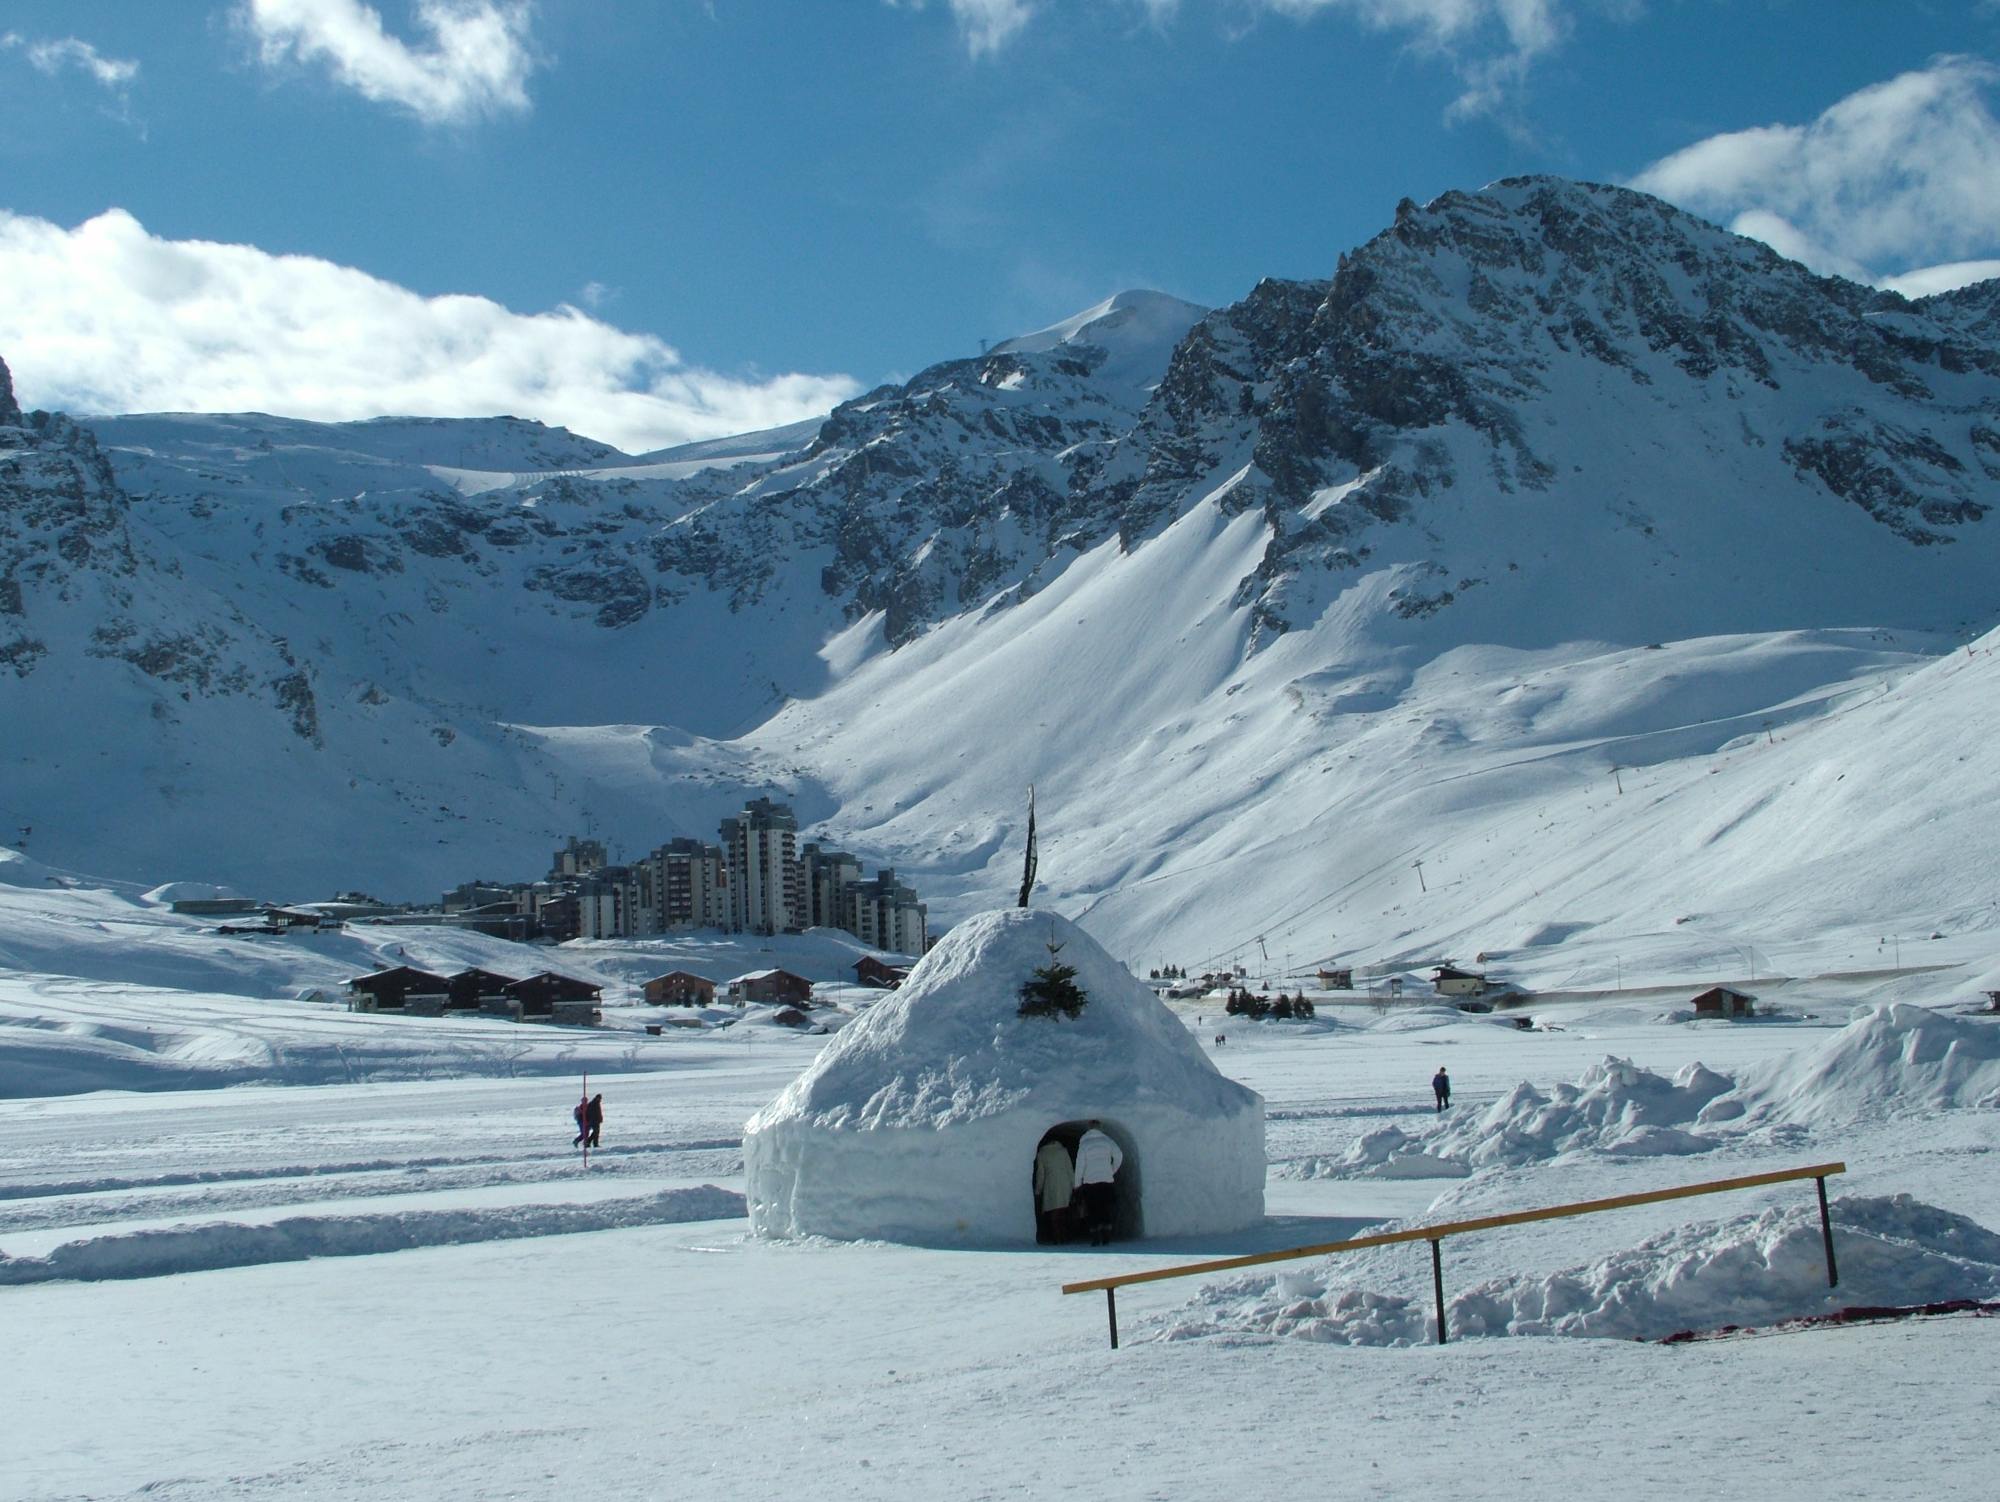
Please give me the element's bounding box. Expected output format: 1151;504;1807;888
1106;1287;1120;1349
1816;1175;1839;1288
1430;1239;1447;1345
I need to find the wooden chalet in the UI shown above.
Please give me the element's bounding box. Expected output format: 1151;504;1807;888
852;956;910;990
1316;967;1354;991
729;968;813;1005
447;968;518;1011
347;966;451;1012
1691;985;1755;1019
1431;965;1488;998
505;972;603;1019
644;971;718;1007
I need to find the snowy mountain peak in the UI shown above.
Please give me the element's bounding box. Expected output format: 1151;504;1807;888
992;288;1208;361
2;176;1998;948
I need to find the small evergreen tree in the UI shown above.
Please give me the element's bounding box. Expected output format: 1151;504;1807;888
1018;932;1089;1020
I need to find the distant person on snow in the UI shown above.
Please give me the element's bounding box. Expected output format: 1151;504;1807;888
585;1093;604;1148
572;1096;589;1147
1432;1067;1451;1113
1073;1121;1124;1245
1033;1137;1076;1245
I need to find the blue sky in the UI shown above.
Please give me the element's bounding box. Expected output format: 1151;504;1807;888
2;1;1997;451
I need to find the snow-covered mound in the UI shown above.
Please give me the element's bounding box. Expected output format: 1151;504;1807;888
743;908;1264;1245
1165;1194;2000;1346
0;1185;742;1286
1707;1004;2000;1128
1317;1056;1735;1178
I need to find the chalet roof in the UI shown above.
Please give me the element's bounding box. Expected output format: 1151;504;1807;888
504;972;602;998
731;968;810;985
648;970;717;986
1691;985;1755;1003
450;967;519;985
1432;965;1482;981
349;966;450;990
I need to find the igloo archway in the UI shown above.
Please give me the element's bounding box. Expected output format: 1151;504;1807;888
744;908;1265;1245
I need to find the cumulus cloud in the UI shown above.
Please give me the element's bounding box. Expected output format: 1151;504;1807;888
1631;57;2000;293
0;209;860;453
1;31;140;90
236;0;538;124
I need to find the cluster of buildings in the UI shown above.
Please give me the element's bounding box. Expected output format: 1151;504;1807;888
442;798;929;955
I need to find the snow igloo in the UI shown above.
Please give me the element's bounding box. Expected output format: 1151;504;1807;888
744;908;1265;1244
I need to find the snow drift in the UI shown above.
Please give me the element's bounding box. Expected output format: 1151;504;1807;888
1706;1003;2000;1128
1165;1194;2000;1346
0;1185;744;1285
1313;1007;2000;1182
743;908;1264;1244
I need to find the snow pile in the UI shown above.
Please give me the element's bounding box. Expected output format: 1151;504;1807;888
0;1185;743;1286
744;908;1264;1244
1706;1004;2000;1128
1324;1057;1735;1178
1163;1194;2000;1346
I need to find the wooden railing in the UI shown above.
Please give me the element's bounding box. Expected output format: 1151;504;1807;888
1061;1161;1846;1348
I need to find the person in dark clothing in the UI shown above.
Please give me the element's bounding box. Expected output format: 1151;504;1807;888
572;1096;589;1147
585;1093;604;1147
1432;1067;1451;1113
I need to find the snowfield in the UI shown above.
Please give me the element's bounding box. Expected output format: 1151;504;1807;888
3;885;1997;1499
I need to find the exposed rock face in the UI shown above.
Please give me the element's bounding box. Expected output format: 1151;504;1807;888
1;179;1996;892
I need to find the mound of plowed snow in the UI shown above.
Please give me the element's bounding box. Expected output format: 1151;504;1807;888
1164;1194;2000;1345
1320;1057;1735;1178
1705;1004;2000;1127
0;1185;744;1285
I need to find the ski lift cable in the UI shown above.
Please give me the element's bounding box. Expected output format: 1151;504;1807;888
1183;845;1421;976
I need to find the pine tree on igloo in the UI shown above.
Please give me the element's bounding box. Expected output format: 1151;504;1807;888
743;908;1266;1245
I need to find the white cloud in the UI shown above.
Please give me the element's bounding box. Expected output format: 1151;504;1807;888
1630;56;2000;291
0;209;860;453
236;0;538;125
1879;259;2000;300
1;32;140;90
885;0;1039;57
1250;0;1568;120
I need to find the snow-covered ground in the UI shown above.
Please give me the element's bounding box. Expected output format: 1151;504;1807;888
3;898;1997;1499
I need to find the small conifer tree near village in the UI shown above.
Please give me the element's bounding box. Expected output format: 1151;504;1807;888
1018;931;1089;1020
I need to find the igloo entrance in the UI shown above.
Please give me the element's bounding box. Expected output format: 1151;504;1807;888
1034;1119;1142;1244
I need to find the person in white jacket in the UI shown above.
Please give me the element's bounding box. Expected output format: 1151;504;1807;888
1033;1137;1076;1244
1073;1121;1124;1245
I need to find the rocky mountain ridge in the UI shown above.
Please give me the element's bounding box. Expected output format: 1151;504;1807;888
2;176;1997;931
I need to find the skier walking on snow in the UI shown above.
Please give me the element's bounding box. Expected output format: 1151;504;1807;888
1432;1067;1451;1113
584;1093;604;1148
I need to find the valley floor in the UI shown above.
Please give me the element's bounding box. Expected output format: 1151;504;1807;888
4;984;1997;1500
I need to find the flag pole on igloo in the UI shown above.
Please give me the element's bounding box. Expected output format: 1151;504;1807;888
1018;785;1037;909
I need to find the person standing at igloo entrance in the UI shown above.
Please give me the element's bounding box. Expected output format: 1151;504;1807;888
1034;1135;1076;1244
1073;1120;1125;1245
